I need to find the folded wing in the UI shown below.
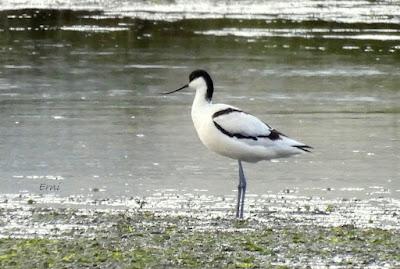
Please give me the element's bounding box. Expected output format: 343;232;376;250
212;107;280;141
212;107;312;153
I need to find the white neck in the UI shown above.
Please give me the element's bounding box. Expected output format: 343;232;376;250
192;86;211;109
191;85;211;131
189;77;211;108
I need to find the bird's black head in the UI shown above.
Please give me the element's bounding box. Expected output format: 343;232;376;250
189;69;214;102
163;69;214;101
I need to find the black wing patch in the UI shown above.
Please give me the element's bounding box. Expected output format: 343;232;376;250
258;129;285;140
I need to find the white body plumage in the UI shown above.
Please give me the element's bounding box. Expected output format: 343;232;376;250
190;76;310;163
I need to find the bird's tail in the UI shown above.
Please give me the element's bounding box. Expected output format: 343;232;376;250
279;136;313;154
292;144;313;153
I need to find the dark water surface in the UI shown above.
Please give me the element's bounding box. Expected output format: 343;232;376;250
0;5;399;206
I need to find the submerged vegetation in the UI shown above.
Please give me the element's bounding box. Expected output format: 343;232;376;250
0;211;399;268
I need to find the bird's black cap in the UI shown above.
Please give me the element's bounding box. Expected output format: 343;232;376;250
189;69;214;102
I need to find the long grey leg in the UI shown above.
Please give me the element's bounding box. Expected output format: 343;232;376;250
238;160;247;219
236;169;242;218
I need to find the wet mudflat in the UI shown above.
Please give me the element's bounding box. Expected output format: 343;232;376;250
1;220;399;268
0;192;399;268
0;198;399;268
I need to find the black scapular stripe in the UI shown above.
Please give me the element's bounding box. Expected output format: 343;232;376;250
212;108;243;119
213;122;284;141
213;121;258;141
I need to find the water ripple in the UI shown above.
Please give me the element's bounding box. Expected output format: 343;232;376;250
1;0;400;23
60;25;129;32
196;28;400;41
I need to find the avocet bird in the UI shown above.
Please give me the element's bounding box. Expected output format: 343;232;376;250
164;70;312;218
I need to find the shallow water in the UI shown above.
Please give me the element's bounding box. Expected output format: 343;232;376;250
0;3;399;211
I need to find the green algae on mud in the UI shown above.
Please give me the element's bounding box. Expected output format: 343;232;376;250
0;212;399;268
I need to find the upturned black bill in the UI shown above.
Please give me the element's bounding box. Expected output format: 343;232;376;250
162;84;188;95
